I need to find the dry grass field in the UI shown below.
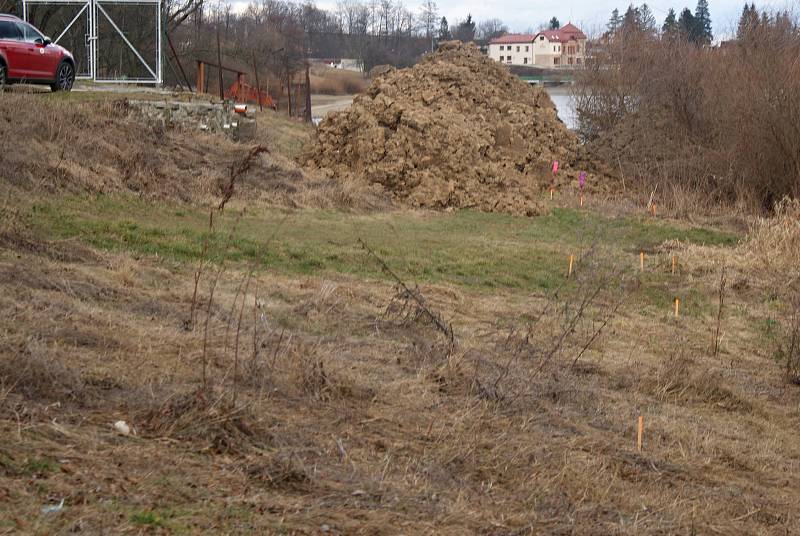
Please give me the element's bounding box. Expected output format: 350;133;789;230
1;92;799;534
309;64;369;96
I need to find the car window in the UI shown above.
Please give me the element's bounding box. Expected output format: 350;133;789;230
18;22;44;43
0;20;23;40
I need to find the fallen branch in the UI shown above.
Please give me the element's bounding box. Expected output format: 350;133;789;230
358;238;454;344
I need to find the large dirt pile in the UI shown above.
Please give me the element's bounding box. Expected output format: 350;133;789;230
304;41;582;215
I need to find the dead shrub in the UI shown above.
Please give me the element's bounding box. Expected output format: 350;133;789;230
576;13;800;213
645;355;752;412
244;452;312;491
138;387;270;454
0;339;86;405
740;199;800;381
285;341;343;401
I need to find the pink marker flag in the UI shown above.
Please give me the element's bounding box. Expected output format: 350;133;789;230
579;171;586;190
552;161;559;174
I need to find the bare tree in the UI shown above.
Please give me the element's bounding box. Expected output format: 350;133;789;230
477;18;508;42
419;0;438;51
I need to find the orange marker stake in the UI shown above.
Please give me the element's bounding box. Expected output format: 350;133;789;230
639;251;645;272
671;255;677;275
580;194;584;207
637;415;644;452
550;187;554;200
674;297;681;318
568;254;574;277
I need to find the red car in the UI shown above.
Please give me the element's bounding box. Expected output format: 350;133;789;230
0;13;75;91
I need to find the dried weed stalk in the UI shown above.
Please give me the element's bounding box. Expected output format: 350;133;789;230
359;238;455;345
219;144;269;211
712;268;727;358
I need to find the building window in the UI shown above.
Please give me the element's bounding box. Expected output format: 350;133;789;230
516;45;520;52
554;57;560;65
525;46;529;51
523;58;528;64
506;56;511;62
576;58;582;64
568;57;573;65
540;36;545;41
553;46;556;52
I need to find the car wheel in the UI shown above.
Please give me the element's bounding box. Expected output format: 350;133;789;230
51;61;75;92
0;63;6;92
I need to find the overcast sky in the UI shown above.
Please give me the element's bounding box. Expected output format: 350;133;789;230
308;0;797;40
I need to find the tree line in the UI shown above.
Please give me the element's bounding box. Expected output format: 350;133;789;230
605;1;712;45
574;3;800;212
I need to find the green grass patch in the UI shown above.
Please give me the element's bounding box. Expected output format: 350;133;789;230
21;458;58;476
27;195;739;295
131;511;167;527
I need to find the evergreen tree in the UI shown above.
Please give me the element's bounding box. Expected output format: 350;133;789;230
678;8;697;41
453;14;476;42
639;3;657;32
607;8;622;34
549;17;561;30
737;3;759;39
774;10;793;31
694;0;713;44
438;16;451;41
622;4;642;31
662;8;679;37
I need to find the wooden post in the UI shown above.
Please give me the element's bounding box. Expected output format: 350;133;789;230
252;50;263;111
304;57;312;123
639;251;644;272
674;297;680;318
671;255;676;275
295;80;301;117
580;194;584;207
196;60;205;94
568;254;574;277
286;67;292;116
637;415;644;452
216;28;224;101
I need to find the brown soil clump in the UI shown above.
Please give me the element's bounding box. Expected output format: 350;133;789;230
304;41;582;215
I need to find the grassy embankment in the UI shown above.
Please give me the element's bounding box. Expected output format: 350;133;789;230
3;91;799;535
27;195;736;306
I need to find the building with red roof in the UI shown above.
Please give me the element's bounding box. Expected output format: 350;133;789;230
488;23;587;68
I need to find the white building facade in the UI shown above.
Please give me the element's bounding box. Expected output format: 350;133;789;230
488;23;587;68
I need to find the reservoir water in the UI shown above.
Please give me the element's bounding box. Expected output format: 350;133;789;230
544;87;578;131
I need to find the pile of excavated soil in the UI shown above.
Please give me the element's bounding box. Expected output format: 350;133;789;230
304;41;583;215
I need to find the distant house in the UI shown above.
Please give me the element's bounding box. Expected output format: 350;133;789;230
488;23;587;68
